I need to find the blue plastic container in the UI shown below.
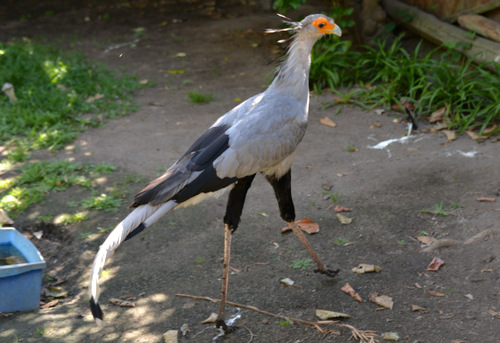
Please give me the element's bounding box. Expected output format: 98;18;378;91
0;227;46;312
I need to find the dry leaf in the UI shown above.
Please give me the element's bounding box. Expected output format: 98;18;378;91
426;257;445;271
392;101;414;113
352;264;382;274
43;287;68;298
476;197;495;203
427;290;446;297
163;330;178;343
109;298;136;307
320;116;336;128
382;332;400;341
442;130;456;142
368;293;393;309
281;217;319;234
315;309;350;319
488;309;500;319
483;124;497;134
86;93;104;103
336;213;353;225
334;205;352;213
333;97;347;103
416;236;436;245
40;299;59;309
341;283;362;302
464;294;473;300
429;106;446;123
202;312;218;324
280;278;295;286
411;304;428;313
0;209;14;225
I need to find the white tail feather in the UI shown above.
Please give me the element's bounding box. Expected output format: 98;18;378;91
89;201;176;308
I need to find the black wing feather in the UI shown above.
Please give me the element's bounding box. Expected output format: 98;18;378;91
130;124;233;207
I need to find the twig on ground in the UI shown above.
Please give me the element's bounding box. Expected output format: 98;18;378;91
176;293;378;341
243;262;269;272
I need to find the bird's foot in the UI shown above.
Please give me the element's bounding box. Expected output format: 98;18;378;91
216;319;238;334
314;267;339;277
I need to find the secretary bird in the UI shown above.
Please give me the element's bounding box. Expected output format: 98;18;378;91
90;13;342;332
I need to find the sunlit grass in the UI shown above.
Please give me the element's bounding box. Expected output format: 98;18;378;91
0;38;141;160
0;160;124;218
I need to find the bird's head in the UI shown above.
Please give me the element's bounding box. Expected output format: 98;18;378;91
299;14;342;38
267;13;342;40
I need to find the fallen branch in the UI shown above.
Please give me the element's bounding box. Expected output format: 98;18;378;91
381;0;500;71
176;293;379;341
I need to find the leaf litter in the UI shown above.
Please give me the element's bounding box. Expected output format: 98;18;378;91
341;283;362;302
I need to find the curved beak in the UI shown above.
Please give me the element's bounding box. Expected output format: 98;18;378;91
332;24;342;37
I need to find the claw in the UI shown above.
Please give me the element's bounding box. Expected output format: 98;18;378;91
314;267;339;277
216;319;237;333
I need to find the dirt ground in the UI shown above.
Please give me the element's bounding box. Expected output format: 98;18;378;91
1;1;499;342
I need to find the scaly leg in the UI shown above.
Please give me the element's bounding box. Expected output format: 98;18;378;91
216;175;255;332
287;220;338;277
216;223;234;332
267;170;338;277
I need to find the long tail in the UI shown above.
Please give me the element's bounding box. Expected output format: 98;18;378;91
89;200;177;325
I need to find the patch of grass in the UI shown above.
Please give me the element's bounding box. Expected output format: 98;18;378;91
311;33;500;136
196;257;205;264
322;191;340;203
346;144;358;152
0;39;141;160
334;237;349;246
188;90;213;104
277;318;293;327
421;201;449;216
55;211;88;224
81;193;124;212
289;258;313;270
79;232;95;239
451;202;464;209
0;160;120;218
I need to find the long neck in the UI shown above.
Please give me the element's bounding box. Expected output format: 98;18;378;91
269;33;318;101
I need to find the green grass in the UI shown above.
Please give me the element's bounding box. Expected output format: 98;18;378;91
80;193;124;212
0;39;140;161
311;33;500;136
188;90;213;104
0;160;127;218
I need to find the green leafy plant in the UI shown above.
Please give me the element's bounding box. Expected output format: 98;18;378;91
272;0;306;13
311;34;500;136
322;191;340;203
289;258;313;270
277;318;293;327
421;201;449;216
334;237;349;246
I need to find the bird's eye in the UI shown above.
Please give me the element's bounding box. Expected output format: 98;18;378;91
318;22;325;28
